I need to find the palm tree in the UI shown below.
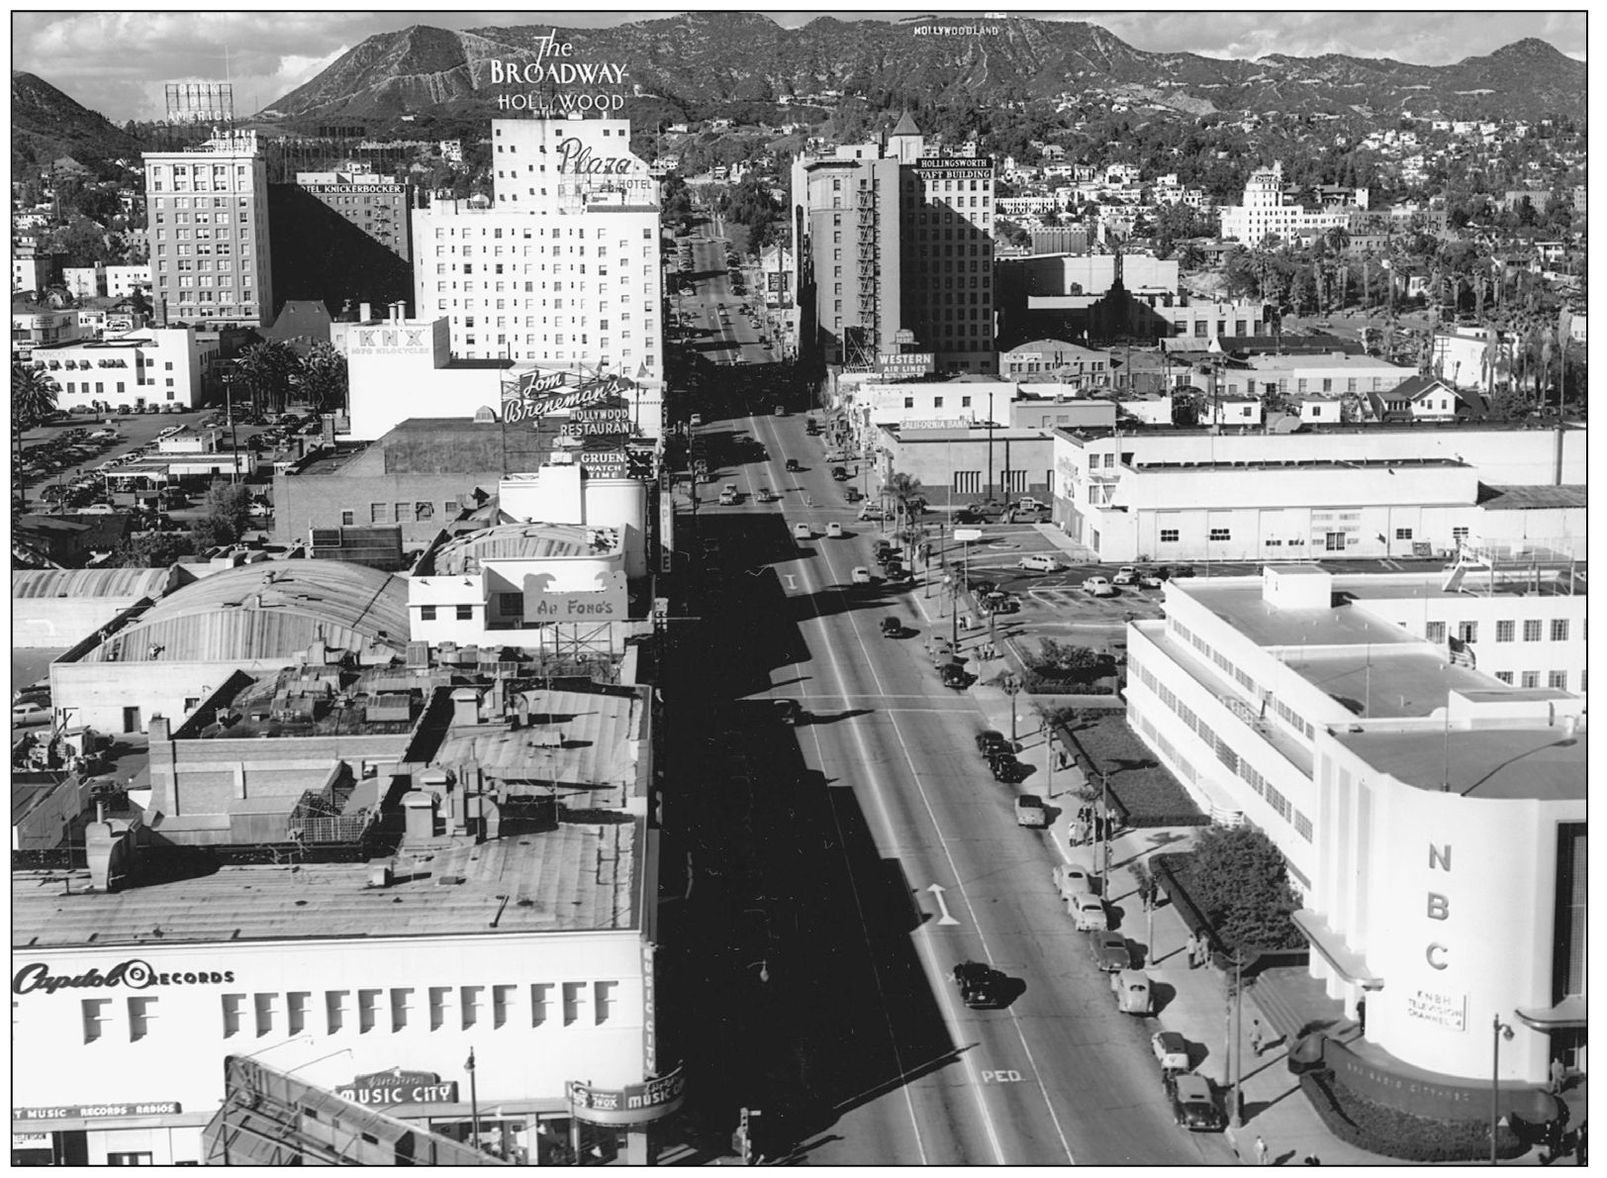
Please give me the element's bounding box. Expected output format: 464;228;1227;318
12;363;59;515
233;340;299;416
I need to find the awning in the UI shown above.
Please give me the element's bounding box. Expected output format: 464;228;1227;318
1291;909;1385;989
1515;995;1587;1031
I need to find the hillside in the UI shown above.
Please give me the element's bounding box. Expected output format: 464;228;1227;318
262;15;1586;126
11;71;143;169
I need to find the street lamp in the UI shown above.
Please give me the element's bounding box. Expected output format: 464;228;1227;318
1490;1015;1514;1166
1228;948;1246;1129
1001;672;1022;749
466;1047;483;1165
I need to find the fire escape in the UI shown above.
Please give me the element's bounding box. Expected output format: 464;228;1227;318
845;182;880;370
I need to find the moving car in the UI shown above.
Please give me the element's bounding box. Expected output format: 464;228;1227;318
859;504;887;522
1139;571;1166;589
826;521;844;539
773;405;786;417
978;591;1019;615
792;523;812;541
785;458;801;472
831;465;849;482
772;699;803;727
952;961;1006;1009
880;616;903;638
850;566;874;585
843;486;863;502
1052;862;1095;898
1172;565;1197;578
1090;931;1131;972
1152;1031;1192;1074
1166;1073;1225;1132
939;662;968;689
1070;893;1108;931
975;730;1010;759
755;487;775;503
1014;794;1049;828
719;484;740;506
1081;576;1116;597
1017;554;1066;573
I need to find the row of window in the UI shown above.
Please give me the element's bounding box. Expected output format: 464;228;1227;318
1167;618;1315;741
78;981;622;1043
1493;669;1580;690
61;379;176;393
1425;618;1573;644
433;226;655;241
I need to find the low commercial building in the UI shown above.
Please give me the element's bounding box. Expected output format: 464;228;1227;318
12;567;182;649
1126;567;1584;1091
1000;338;1113;384
874;423;1055;503
12;675;664;1166
29;326;218;412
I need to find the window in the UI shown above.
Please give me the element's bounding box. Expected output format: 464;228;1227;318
1496;620;1515;643
1521;670;1540;689
420;605;437;622
1394;528;1413;541
1425;621;1447;644
390;988;413;1032
1495;671;1514;684
370;502;387;523
530;983;552;1027
1548;670;1568;690
254;993;276;1037
1523;619;1543;642
595;981;618;1025
497;592;522;617
326;990;349;1034
359;989;382;1034
493;984;517;1029
1457;621;1478;644
562;981;587;1026
394;502;413;524
1324;532;1346;552
221;993;245;1038
456;605;473;621
340;510;355;526
288;992;311;1035
1160;528;1180;543
1209;527;1230;542
1551;619;1570;642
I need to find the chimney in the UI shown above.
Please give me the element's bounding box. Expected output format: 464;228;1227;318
450;687;481;726
86;819;136;892
360;301;372;322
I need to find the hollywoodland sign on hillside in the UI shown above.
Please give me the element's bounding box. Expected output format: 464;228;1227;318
485;29;630;113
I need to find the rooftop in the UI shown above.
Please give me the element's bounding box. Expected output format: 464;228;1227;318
1334;723;1585;801
427;523;618;575
1281;647;1497;719
11;817;643;947
1477;484;1588;511
12;567;171;600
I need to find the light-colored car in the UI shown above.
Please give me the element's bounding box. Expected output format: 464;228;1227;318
826;521;844;538
1015;794;1049;828
1052;862;1096;898
719;483;740;506
1113;969;1152;1015
11;702;51;727
1070;892;1108;931
792;522;812;541
850;566;873;585
1152;1031;1191;1073
858;504;885;522
1017;554;1065;573
1081;576;1116;597
1113;566;1140;585
689;413;703;427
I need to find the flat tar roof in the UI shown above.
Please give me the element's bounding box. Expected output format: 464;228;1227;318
12;817;643;948
1334;726;1585;800
1178;580;1423;649
1284;648;1497;719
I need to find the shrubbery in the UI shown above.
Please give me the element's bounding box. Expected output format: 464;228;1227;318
1300;1070;1526;1162
1178;824;1304;950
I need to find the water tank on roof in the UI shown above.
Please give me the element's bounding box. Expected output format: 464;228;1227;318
584;478;648;578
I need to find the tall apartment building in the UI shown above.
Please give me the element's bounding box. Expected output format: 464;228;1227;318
411;117;663;436
294;165;414;262
142;129;274;328
791;114;996;374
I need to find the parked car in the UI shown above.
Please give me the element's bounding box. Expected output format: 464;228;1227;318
772;699;802;727
939;662;968;689
1166;1073;1225;1132
859;504;888;523
826;522;844;539
975;729;1011;759
1139;572;1166;589
990;756;1027;784
1017;554;1065;573
952;961;1006;1009
1090;932;1131;972
1081;576;1116;597
880;616;903;638
1052;862;1095;898
843;486;863;503
1014;794;1048;828
689;413;703;427
792;522;812;541
831;466;849;482
850;566;874;585
11;702;52;727
1172;565;1196;578
1113;969;1153;1015
1070;893;1108;931
1151;1031;1192;1074
1113;566;1140;586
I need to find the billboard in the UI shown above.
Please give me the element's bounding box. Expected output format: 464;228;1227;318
876;352;935;378
568;1066;686;1127
501;368;637;425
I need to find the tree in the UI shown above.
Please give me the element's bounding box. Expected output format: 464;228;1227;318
1033;639;1102;683
13;363;59;429
233;340;299;415
1185;824;1303;950
298;342;349;412
884;470;925;546
190;481;252;549
115;530;197;568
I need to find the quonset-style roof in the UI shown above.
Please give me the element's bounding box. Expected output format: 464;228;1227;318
80;561;409;664
12;568;171;600
431;523;617;574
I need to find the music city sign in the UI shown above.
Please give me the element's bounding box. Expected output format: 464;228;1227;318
484;29;629;114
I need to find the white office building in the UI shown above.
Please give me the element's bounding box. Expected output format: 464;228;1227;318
1218;161;1361;247
26;326;217;412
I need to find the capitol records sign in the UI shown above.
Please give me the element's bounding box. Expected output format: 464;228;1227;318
501;368;633;425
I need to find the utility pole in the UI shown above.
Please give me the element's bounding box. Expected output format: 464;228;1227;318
986;390;995;501
1229;949;1245;1130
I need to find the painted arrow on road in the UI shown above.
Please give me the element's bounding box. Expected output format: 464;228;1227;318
926;883;961;926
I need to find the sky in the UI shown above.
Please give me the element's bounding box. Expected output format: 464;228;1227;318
10;6;1589;123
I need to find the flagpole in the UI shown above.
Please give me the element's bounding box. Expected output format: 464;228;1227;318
466;1047;481;1163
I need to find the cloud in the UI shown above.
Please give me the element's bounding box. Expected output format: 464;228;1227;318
11;9;1587;121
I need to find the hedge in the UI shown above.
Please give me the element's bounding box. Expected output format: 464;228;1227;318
1299;1069;1526;1162
1060;712;1207;827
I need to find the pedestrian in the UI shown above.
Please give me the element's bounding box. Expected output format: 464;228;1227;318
1575;1121;1587;1165
1551;1056;1568;1094
1186;932;1200;969
1303;1155;1322;1166
1255;1135;1269;1166
1251;1018;1266;1057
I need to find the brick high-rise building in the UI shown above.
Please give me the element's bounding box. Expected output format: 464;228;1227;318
143;129;274;328
294;165;414;262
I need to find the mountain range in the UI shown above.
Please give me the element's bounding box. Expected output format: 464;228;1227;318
12;71;141;168
262;14;1585;126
